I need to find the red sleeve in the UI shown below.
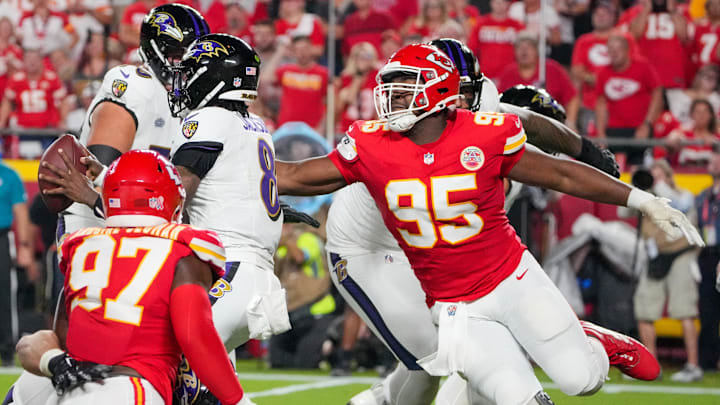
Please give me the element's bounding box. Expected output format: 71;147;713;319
170;284;244;405
571;36;587;67
121;5;136;25
595;67;610;98
644;61;662;90
553;62;578;105
178;226;226;280
276;66;286;86
204;1;228;33
498;114;527;177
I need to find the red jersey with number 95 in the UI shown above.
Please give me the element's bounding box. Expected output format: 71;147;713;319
327;109;527;306
59;224;226;404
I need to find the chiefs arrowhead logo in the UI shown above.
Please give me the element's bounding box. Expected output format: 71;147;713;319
185;40;230;62
604;78;640;101
148;12;184;42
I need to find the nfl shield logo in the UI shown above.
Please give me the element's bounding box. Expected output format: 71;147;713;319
423;153;434;165
233;77;242;87
447;305;457;316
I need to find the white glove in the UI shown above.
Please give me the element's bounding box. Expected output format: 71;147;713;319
237;395;257;405
627;189;705;247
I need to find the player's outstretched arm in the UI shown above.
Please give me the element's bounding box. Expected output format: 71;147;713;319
507;149;704;246
499;103;620;177
170;255;250;405
276;156;347;196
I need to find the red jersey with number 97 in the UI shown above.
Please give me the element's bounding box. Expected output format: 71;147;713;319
327;109;527;306
59;224;226;404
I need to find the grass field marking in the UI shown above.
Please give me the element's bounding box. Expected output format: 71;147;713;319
0;368;22;375
235;373;380;383
600;383;720;395
246;377;379;399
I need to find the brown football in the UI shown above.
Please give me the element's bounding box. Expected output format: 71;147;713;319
37;134;88;213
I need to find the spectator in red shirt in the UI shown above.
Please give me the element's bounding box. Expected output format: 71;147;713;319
195;0;226;33
496;32;579;127
379;29;402;61
688;0;720;80
372;0;418;31
448;0;481;32
667;64;720;125
18;0;78;57
275;0;325;57
406;0;454;41
341;0;395;57
224;2;252;43
664;99;720;166
595;34;663;165
0;47;68;130
119;0;156;49
265;35;328;131
75;31;120;80
0;17;22;97
467;0;525;82
571;1;617;133
336;42;379;132
620;0;689;88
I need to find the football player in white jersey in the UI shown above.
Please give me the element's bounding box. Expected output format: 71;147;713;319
1;5;211;405
61;3;211;235
167;32;291;365
329;39;620;405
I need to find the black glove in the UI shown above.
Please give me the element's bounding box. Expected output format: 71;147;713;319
194;386;221;405
578;137;620;178
280;202;320;228
48;353;111;395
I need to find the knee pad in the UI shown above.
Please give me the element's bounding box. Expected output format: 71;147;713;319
526;391;555;405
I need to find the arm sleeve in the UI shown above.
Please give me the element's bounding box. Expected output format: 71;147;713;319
171;142;223;179
170;283;244;405
500;114;527;177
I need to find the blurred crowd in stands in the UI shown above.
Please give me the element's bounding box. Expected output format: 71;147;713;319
0;0;720;381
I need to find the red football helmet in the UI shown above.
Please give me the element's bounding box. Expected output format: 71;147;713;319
374;43;461;132
102;150;186;227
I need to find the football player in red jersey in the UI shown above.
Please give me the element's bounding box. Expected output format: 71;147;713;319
15;151;254;405
276;43;703;404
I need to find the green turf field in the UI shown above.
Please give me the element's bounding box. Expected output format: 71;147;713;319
1;361;719;404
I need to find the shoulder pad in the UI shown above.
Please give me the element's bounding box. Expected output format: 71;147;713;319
99;65;155;102
335;132;358;162
176;225;226;279
177;107;230;142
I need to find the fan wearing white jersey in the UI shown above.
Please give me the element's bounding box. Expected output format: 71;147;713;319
2;5;211;405
332;39;621;405
168;33;291;356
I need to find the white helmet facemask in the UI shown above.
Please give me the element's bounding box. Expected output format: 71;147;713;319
373;64;459;132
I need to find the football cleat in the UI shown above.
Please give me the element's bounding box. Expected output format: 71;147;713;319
580;320;661;381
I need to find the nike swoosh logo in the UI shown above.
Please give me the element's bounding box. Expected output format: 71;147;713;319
516;268;529;280
120;69;129;78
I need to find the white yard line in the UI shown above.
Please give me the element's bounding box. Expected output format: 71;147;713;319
247;377;379;399
2;368;719;397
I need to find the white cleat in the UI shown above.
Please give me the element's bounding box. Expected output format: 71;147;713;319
347;383;386;405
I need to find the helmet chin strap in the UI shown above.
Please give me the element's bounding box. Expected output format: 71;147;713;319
388;112;418;132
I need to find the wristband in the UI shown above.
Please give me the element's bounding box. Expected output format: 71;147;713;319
39;348;65;377
92;195;105;219
92;165;108;188
626;188;655;209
